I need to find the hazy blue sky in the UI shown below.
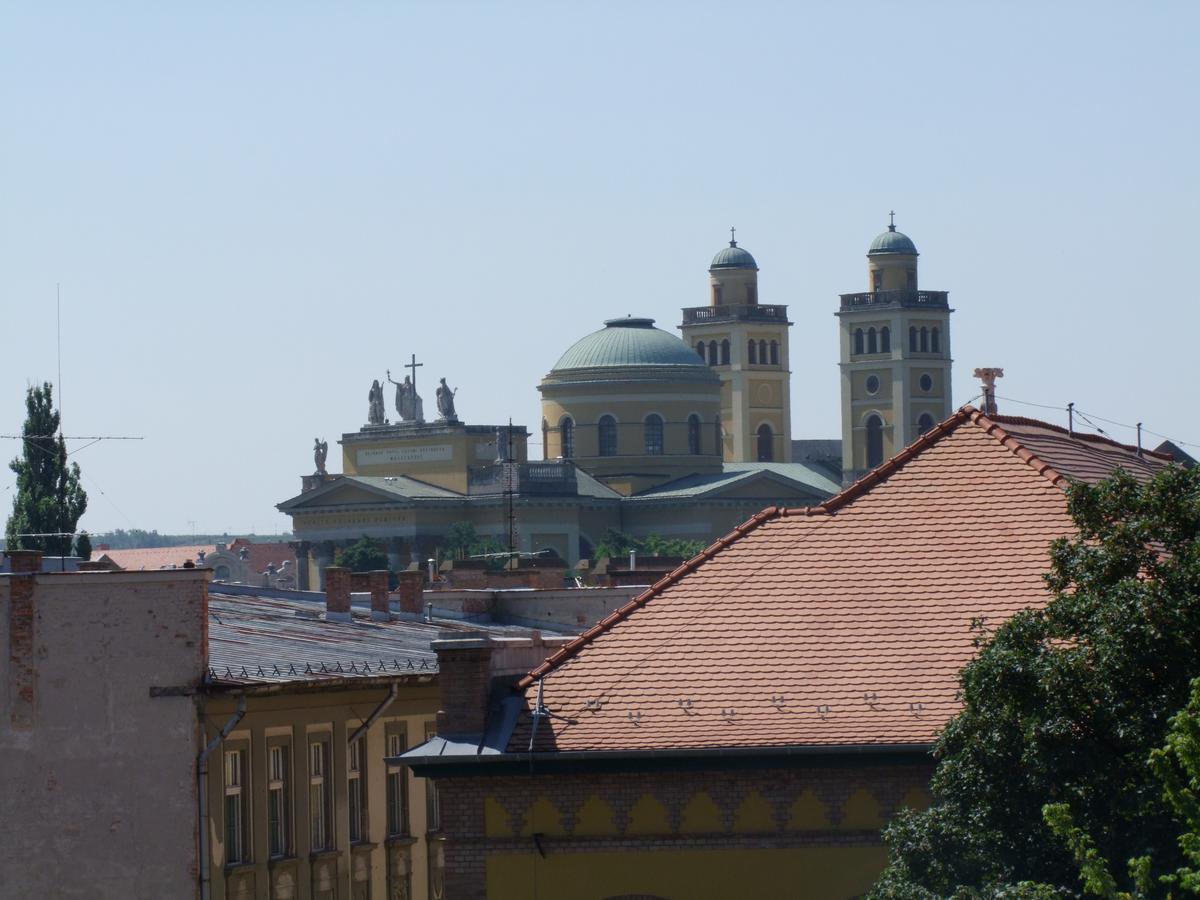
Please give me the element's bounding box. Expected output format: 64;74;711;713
3;2;1197;536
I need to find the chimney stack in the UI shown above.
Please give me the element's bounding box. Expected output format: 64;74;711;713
432;636;495;737
6;550;44;574
973;367;1004;417
324;566;352;622
368;570;390;621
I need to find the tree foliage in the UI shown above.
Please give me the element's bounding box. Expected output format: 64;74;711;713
870;466;1200;898
593;528;706;561
5;383;87;557
440;522;506;569
335;535;388;573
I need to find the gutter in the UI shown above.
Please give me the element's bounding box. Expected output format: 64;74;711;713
348;682;400;746
198;694;246;900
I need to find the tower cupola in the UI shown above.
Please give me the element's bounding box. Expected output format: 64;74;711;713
708;227;759;306
867;213;919;293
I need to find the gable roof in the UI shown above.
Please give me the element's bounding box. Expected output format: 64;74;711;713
627;462;840;502
277;474;462;511
505;406;1174;755
96;544;214;571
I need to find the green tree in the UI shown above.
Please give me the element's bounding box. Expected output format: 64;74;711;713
5;383;87;557
870;466;1200;898
335;535;388;572
594;528;706;561
73;530;92;561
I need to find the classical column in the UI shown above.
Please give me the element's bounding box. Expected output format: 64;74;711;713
386;537;407;574
313;541;336;591
289;540;312;591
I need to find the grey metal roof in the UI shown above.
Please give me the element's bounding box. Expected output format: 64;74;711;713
709;242;758;270
277;474;462;512
627;462;840;501
551;317;709;372
868;225;918;256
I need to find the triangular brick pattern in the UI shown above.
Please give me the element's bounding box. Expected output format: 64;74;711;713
509;408;1172;753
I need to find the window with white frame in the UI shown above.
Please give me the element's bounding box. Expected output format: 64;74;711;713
348;737;367;844
386;725;409;836
224;748;249;864
309;738;333;851
267;743;292;858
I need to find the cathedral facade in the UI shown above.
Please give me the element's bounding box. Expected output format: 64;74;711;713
279;223;951;586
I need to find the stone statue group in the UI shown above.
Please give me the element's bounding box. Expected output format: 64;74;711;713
367;371;458;426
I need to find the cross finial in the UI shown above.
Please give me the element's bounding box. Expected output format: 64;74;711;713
888;210;896;231
729;225;737;247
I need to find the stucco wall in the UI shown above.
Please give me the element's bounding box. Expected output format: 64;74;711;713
0;569;208;898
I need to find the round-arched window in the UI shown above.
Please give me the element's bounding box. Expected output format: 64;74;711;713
598;415;617;457
687;414;702;455
866;414;884;468
560;416;575;458
644;414;664;455
918;413;936;435
756;423;774;462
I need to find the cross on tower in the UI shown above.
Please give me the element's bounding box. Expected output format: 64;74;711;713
729;225;737;247
888;210;896;230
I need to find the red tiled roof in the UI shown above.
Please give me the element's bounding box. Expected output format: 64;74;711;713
97;544;213;571
509;407;1173;754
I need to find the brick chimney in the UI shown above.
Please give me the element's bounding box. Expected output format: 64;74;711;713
395;570;424;615
369;570;390;621
7;550;44;574
432;636;495;737
324;566;352;623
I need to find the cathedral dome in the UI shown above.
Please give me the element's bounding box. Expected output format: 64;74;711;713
868;225;919;256
551;317;711;372
710;242;758;270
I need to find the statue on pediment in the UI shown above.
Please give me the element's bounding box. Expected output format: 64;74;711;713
387;369;424;423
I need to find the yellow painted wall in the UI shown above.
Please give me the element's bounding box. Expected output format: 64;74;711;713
486;846;889;900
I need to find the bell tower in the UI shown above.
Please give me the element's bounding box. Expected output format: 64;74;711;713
679;230;792;463
838;215;953;484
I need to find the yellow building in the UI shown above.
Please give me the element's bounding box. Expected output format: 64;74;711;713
678;233;793;463
838;217;953;483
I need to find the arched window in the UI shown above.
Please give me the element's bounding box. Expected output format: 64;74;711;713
687;414;702;455
769;340;779;365
712;284;723;305
748;340;758;364
714;416;723;458
906;269;917;290
866;414;884;468
708;340;718;366
867;327;878;354
756;423;774;462
598;415;617;457
917;413;935;435
854;329;865;355
909;326;918;352
695;342;705;359
214;565;231;581
560;416;575;458
931;327;940;353
880;327;890;353
920;327;929;352
720;339;730;365
759;340;767;362
644;414;664;456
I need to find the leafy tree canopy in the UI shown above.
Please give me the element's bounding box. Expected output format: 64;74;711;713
335;535;388;573
870;466;1200;898
594;528;706;561
440;521;506;569
5;383;87;557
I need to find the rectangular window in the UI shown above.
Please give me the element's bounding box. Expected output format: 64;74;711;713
424;722;441;833
348;738;366;844
267;744;292;858
386;725;409;836
309;738;333;851
224;748;249;864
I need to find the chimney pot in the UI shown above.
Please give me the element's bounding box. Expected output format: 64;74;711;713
324;566;352;622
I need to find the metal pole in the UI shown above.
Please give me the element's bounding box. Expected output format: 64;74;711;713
1067;402;1074;436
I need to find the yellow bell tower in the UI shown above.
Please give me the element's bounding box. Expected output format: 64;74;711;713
838;215;953;484
679;230;792;463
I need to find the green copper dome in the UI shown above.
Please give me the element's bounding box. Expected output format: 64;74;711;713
868;224;919;256
551;317;710;371
710;241;758;270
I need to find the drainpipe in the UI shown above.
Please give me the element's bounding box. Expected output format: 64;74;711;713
348;682;400;746
198;694;247;900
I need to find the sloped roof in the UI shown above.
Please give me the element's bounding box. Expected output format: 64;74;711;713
627;462;839;501
97;544;214;571
506;407;1174;754
278;474;462;511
